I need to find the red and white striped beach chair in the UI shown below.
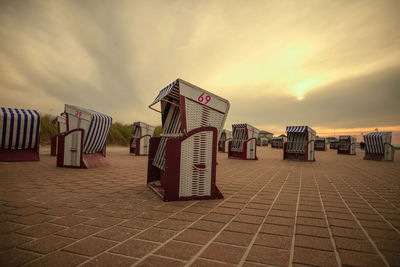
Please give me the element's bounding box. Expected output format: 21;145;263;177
50;115;66;156
218;129;232;153
271;136;287;148
314;137;327;151
228;124;259;160
56;104;112;168
284;126;316;161
0;107;40;161
130;122;155;156
338;136;356;155
147;79;230;201
364;132;395;161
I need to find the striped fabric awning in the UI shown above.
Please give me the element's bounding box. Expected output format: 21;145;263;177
286;126;315;134
83;112;112;154
149;79;179;108
0;107;40;150
364;132;391;154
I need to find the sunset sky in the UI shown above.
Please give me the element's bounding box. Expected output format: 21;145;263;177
1;0;399;142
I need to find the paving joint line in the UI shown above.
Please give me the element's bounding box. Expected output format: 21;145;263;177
288;166;302;267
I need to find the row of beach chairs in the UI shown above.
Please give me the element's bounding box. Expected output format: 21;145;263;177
0;78;396;202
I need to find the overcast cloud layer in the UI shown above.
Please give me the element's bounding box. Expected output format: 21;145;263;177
1;0;399;140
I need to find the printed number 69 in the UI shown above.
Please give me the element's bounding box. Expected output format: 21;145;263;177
75;110;82;117
197;93;211;104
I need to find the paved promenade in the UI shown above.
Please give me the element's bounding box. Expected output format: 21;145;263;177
0;147;399;266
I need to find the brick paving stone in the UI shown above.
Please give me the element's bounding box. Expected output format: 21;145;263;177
296;216;327;227
11;213;55;225
136;227;176;242
192;258;235;267
0;221;25;234
25;250;87;267
155;240;201;260
16;222;65;238
0;248;39;266
50;215;91;227
328;217;358;228
6;206;45;216
334;236;375;253
19;235;75;254
0;213;17;223
63;236;117;256
0;233;33;250
234;214;264;225
226;222;259;234
295;225;330;238
174;229;216;245
265;215;295;226
293;247;337;266
42;207;78;216
201;242;246;264
203;213;234;223
254;233;292;249
154;218;191;231
136;255;185;267
260;223;294;236
268;209;295;218
338;249;385;266
246;245;290;266
215;230;254;247
295;234;333;251
212;207;240;215
190;220;226;232
171;211;203;222
82;252;137;267
94;226;139;241
120;217;158;230
55;224;102;239
84;216;123;228
330;226;365;239
110;239;159;257
137;210;171;220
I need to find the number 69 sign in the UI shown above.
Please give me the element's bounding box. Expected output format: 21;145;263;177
197;93;211;104
75;110;82;117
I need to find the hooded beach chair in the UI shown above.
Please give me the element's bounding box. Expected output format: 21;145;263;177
218;129;232;153
0;107;40;161
338;135;356;155
284;126;316;161
271;136;286;148
329;140;339;149
56;104;112;168
50;114;67;156
228;124;259;160
130;122;155;155
314;137;327;151
364;132;395;161
257;137;268;147
147;79;229;201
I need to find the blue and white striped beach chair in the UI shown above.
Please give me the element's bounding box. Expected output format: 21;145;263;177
56;104;112;168
284;126;316;161
315;137;327;151
364;132;395;161
0;107;40;161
